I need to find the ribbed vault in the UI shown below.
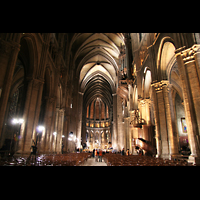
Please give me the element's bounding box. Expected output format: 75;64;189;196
69;33;125;105
70;33;124;105
83;75;113;108
69;33;125;148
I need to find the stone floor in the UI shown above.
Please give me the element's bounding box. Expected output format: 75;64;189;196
81;157;107;166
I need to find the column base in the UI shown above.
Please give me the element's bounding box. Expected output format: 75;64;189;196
160;154;170;159
169;154;181;160
188;155;200;165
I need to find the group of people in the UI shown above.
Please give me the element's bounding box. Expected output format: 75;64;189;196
112;148;131;156
119;148;130;156
113;147;144;156
92;149;103;162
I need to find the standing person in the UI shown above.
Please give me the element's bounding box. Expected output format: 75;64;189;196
27;140;37;164
13;133;18;153
99;149;102;162
95;149;98;162
121;148;125;156
92;149;95;158
126;149;129;156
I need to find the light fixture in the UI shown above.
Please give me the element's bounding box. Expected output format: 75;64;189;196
37;125;45;132
62;135;65;138
18;118;24;124
53;132;57;136
12;118;24;124
12;118;18;124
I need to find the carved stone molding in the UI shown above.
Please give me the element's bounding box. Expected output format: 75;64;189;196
181;48;195;64
176;44;200;65
151;80;169;92
138;98;146;107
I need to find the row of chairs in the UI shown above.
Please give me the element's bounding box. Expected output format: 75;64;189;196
0;153;92;166
0;153;195;166
103;154;192;166
36;153;92;166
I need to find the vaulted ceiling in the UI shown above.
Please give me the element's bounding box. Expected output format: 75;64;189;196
69;33;125;109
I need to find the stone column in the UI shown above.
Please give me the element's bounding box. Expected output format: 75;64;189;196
151;85;161;157
46;97;56;153
39;96;55;153
163;83;179;158
104;130;107;147
112;93;118;150
124;117;130;152
53;109;59;152
17;78;44;154
145;99;152;125
151;81;179;159
76;92;83;149
129;110;138;155
151;81;169;159
117;95;124;150
54;108;65;154
175;45;200;164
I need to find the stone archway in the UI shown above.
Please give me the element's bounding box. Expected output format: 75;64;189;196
0;57;27;151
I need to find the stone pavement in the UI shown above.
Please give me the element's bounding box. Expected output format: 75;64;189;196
81;157;107;166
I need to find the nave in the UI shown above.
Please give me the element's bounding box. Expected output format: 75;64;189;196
1;33;200;165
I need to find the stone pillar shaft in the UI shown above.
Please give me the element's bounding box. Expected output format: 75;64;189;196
151;80;179;159
175;45;200;164
112;93;118;150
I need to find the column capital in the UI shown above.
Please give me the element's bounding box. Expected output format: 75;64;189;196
175;46;186;55
151;80;169;92
175;44;200;64
144;98;152;106
138;98;146;107
29;78;44;91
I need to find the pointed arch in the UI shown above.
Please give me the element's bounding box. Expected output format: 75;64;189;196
157;37;176;81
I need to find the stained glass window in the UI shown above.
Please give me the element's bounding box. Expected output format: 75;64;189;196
9;89;19;119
